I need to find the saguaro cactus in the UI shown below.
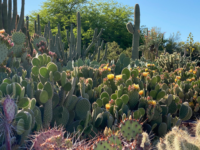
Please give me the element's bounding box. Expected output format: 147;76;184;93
126;3;140;60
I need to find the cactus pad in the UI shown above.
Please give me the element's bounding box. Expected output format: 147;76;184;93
33;36;47;51
30;126;64;150
93;139;117;150
12;32;26;45
0;42;8;64
52;106;69;126
119;119;142;141
107;134;122;149
9;44;25;57
75;98;91;120
3;96;15;122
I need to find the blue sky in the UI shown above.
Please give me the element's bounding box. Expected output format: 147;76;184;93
18;0;199;43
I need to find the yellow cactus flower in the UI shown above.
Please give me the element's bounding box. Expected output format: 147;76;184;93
145;68;148;72
175;79;177;82
191;77;195;81
107;74;114;80
192;48;195;52
106;63;109;67
176;76;181;80
103;66;108;70
138;90;144;96
148;100;156;106
152;70;155;73
189;102;194;107
115;75;122;80
130;68;132;71
189;69;193;73
0;29;5;34
107;67;111;71
193;70;197;74
133;84;140;90
187;79;192;82
142;72;149;77
105;103;111;110
152;64;155;67
147;64;151;67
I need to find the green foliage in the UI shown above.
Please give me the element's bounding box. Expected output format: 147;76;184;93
27;0;135;52
98;41;124;62
79;0;134;49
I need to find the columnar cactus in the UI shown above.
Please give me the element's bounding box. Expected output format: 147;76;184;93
126;3;140;60
0;0;25;35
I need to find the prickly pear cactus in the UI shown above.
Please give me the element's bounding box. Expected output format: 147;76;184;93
3;96;16;123
30;126;65;150
11;31;26;45
0;95;17;150
0;42;8;64
93;139;118;150
9;44;26;57
119;118;142;141
32;33;47;51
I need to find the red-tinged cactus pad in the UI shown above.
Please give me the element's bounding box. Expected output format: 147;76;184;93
31;126;64;150
40;143;55;150
40;134;73;149
119;119;142;141
3;96;15;123
45;134;63;145
107;134;123;149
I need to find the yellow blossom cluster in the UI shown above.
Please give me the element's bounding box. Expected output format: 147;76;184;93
147;64;155;67
107;74;114;80
115;75;122;80
99;63;111;72
186;77;195;82
148;100;156;105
